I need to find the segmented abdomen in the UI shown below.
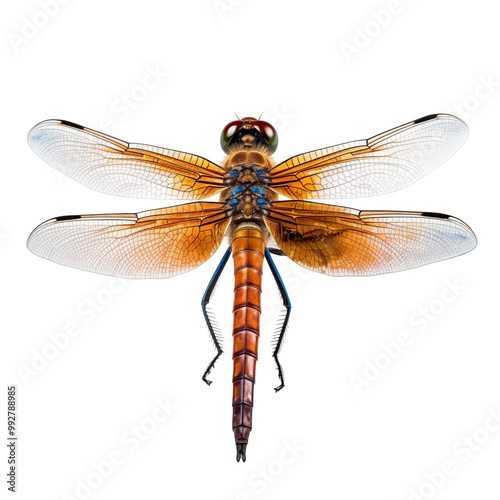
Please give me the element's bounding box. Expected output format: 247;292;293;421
231;223;265;461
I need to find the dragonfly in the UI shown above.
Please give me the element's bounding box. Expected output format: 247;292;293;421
27;114;476;462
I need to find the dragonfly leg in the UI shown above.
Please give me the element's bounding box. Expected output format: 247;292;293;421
201;246;232;385
265;248;292;392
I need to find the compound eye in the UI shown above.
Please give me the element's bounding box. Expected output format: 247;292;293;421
253;120;278;153
220;120;243;152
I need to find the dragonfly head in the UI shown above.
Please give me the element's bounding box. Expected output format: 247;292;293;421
221;117;278;154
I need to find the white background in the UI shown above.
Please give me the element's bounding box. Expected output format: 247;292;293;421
2;1;499;499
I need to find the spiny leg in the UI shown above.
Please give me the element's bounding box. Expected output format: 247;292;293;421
265;248;292;392
201;246;232;385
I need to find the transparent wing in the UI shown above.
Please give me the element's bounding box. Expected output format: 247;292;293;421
27;202;230;279
265;200;476;276
269;114;468;200
28;120;226;200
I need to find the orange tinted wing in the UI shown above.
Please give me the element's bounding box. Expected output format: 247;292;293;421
27;202;230;279
265;200;476;276
269;114;468;200
28;120;226;200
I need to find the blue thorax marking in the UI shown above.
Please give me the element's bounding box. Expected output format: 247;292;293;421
249;186;266;195
230;186;246;195
248;164;267;178
228;164;267;176
256;198;267;205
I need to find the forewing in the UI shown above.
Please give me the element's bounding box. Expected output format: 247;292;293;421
265;200;476;276
27;202;230;279
28;120;226;200
270;114;468;200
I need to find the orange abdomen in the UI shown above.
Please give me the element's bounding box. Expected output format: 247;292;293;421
231;223;266;462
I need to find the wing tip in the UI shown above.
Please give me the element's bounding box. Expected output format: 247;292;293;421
413;113;469;137
423;211;478;253
26;214;100;255
434;113;469;138
449;217;478;252
26;216;62;254
27;119;66;150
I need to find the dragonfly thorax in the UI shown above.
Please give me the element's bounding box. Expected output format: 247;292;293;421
221;151;277;221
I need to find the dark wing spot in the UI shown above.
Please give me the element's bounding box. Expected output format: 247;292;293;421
420;211;449;219
268;248;286;256
413;114;438;125
55;215;82;221
60;120;85;130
